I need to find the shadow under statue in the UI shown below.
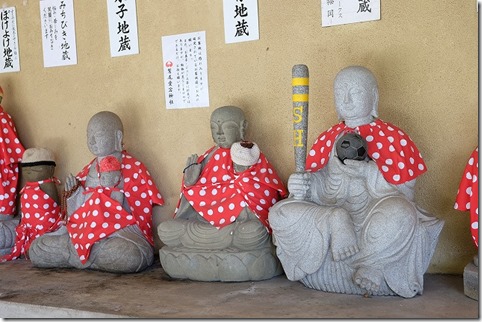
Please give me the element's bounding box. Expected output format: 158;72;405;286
268;66;444;298
157;105;288;282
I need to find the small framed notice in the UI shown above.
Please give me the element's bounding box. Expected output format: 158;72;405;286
322;0;380;27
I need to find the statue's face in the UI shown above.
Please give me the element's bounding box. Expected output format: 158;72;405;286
210;108;244;148
22;165;54;182
87;125;117;157
334;71;376;123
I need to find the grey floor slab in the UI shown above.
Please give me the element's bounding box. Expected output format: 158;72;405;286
0;258;478;318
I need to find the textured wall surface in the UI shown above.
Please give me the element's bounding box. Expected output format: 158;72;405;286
0;0;477;273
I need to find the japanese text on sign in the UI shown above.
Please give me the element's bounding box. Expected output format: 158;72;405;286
223;0;259;44
107;0;139;57
322;0;380;27
0;7;20;73
40;0;78;68
162;31;210;109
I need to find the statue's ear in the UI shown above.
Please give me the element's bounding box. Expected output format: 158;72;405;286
240;120;248;140
371;88;379;118
115;130;123;151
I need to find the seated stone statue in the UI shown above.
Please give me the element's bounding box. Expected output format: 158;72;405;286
1;148;62;261
268;66;444;298
29;111;164;273
0;86;26;256
158;105;288;281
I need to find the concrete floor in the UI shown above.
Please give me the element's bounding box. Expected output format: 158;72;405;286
0;257;478;319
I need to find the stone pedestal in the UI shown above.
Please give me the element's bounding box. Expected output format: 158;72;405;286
463;256;478;301
159;246;283;282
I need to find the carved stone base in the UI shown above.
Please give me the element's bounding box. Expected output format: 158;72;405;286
463;256;478;301
159;246;283;282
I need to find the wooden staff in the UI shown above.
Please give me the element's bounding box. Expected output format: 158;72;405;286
292;64;309;173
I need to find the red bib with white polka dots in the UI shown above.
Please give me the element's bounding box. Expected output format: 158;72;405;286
68;187;137;263
454;147;478;248
177;147;288;231
305;119;427;185
75;151;164;248
1;178;62;261
0;106;25;216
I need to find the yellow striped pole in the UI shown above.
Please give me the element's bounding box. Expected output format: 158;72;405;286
292;64;309;173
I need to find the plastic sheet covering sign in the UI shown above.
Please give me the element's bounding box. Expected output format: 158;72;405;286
107;0;139;58
0;7;20;73
321;0;380;27
223;0;259;44
40;0;78;68
161;31;210;110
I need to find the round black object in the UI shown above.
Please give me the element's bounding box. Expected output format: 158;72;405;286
335;132;368;163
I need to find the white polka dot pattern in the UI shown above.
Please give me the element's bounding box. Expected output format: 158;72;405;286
1;178;62;261
67;186;136;264
176;146;288;231
305;119;427;185
454;147;478;248
0;107;25;216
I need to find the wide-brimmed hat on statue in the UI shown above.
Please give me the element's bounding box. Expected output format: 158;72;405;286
20;148;56;167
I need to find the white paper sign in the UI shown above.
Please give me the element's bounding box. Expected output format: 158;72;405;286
107;0;139;57
223;0;259;44
162;31;210;109
40;0;78;68
322;0;380;27
0;7;20;73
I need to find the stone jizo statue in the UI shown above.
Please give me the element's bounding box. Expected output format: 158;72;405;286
268;66;444;298
158;105;288;281
29;111;164;273
1;148;62;261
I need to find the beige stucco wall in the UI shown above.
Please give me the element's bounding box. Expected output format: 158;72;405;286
0;0;477;273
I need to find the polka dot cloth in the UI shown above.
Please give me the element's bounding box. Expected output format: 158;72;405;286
1;178;62;261
305;119;427;185
454;147;478;248
75;151;164;248
0;105;25;216
176;146;288;232
67;187;136;264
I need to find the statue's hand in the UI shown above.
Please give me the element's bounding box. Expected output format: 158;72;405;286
64;173;77;191
183;154;202;187
342;159;374;178
288;172;311;200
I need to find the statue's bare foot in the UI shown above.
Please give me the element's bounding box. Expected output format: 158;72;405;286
354;266;383;293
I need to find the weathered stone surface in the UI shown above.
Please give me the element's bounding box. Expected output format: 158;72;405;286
463;257;478;301
159;246;282;282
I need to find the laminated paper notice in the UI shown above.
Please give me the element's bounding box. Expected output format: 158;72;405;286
0;7;20;73
162;31;209;109
322;0;380;27
40;0;78;68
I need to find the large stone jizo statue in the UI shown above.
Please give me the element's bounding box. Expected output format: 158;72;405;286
268;66;444;298
158;105;288;281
